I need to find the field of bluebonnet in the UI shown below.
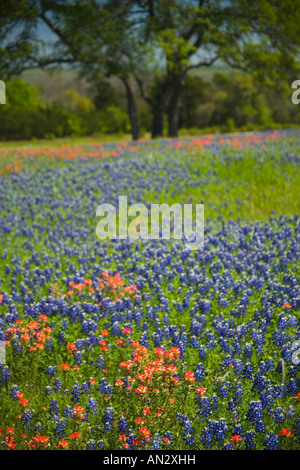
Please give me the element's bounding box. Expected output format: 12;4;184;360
0;129;299;450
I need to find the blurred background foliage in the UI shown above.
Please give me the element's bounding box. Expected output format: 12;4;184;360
0;0;300;141
0;69;298;140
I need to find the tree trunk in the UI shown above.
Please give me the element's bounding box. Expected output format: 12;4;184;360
151;105;165;138
121;76;140;140
168;88;181;137
151;80;173;138
168;78;184;137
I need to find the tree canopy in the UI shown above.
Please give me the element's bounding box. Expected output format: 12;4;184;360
0;0;300;139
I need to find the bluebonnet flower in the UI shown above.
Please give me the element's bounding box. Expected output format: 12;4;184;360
246;401;263;426
81;382;91;393
126;431;138;450
87;439;97;450
255;420;266;433
22;409;33;426
195;363;205;382
118;416;128;433
151;434;161;449
243;362;254;380
54;418;66;438
227;400;236;411
49;399;59;417
244;430;257;450
286;405;295;421
0;366;11;385
103;406;114;431
98;440;105;449
272;407;285;424
111;321;121;336
219;381;230;398
196;396;213;419
46;366;57;377
233;423;244;437
57;332;66;344
34;422;43;432
201;426;214;448
197;299;211;314
87;398;98;415
63;406;73;417
243;343;253;359
201;419;227;448
74;351;83;365
213;419;228;445
286;378;297;395
252;372;267;392
233;382;243;404
176;414;195;446
295;417;300;440
71;382;82;404
140;330;149;347
53;378;62;393
190;336;200;349
263;432;280;450
211;394;219;411
98;378;113;396
223;443;234;450
9;384;20;400
198;345;207;359
96;355;106;370
260;391;274;411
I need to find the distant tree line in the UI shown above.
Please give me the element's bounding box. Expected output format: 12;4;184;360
0;72;298;140
0;0;300;140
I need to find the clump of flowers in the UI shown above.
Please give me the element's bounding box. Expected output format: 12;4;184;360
52;272;138;302
5;315;52;353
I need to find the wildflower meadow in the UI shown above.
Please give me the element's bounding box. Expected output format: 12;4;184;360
0;129;300;451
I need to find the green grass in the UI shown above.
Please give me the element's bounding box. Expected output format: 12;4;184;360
142;140;300;222
0;133;136;149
